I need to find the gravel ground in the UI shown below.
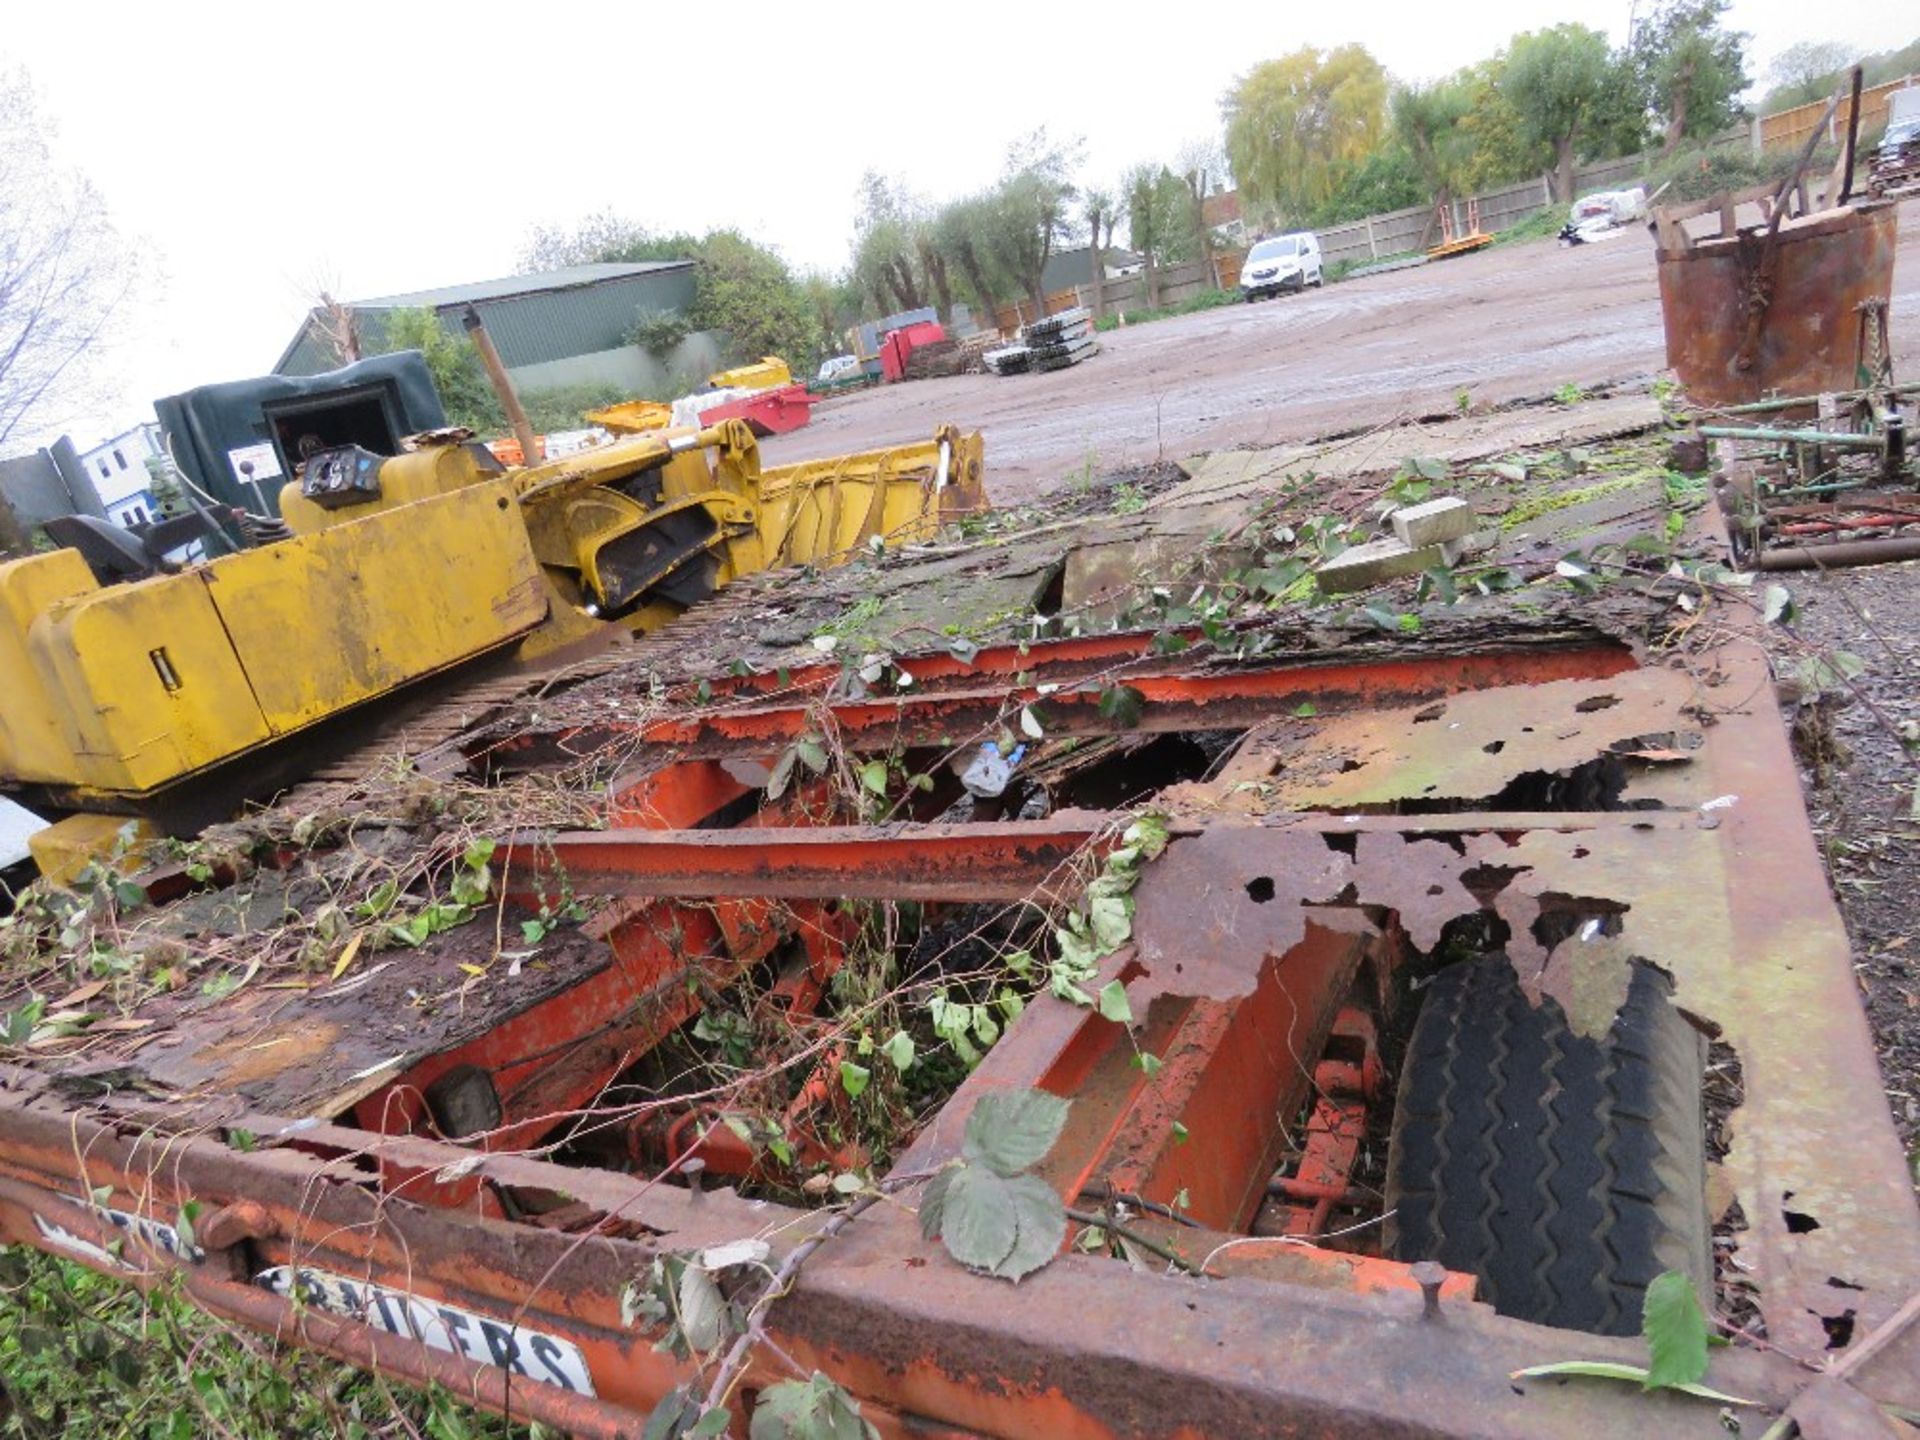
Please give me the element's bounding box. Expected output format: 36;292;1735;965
763;198;1920;504
1770;559;1920;1175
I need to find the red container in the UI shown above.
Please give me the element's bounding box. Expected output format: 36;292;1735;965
696;383;817;436
880;322;947;382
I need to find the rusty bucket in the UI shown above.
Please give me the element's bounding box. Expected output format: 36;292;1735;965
1654;200;1898;405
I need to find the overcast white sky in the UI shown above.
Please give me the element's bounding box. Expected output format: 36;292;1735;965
2;0;1897;446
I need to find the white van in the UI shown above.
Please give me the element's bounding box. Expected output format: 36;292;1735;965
1240;232;1323;300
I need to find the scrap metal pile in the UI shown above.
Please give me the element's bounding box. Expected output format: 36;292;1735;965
2;386;1917;1438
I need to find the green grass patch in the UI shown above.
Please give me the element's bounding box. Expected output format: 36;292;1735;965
1;1246;537;1439
1095;288;1240;332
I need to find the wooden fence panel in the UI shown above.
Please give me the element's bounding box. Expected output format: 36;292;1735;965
1760;77;1917;155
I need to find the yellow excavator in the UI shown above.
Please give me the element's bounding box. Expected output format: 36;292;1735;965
0;364;985;878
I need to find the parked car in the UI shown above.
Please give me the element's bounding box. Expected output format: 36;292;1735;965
816;354;861;384
1240;232;1323;300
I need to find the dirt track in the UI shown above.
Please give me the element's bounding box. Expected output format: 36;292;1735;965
762;204;1920;505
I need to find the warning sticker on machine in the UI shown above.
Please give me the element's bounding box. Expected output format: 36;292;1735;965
255;1266;597;1397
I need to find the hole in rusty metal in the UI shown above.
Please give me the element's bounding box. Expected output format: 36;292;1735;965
1782;1195;1821;1234
1245;877;1276;904
1320;832;1358;858
1413;703;1446;723
1819;1309;1856;1348
1483;740;1506;755
1826;1275;1865;1291
1574;695;1621;713
1529;898;1627;952
1337;758;1365;774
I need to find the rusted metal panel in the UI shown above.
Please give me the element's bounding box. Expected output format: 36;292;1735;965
1656;202;1898;405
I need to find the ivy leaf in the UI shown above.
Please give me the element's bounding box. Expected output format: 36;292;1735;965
858;759;889;795
947;637;980;664
839;1061;871;1099
677;1263;728;1354
642;1387;703;1440
938;1163;1020;1272
689;1409;731;1438
1019;706;1044;740
750;1373;880;1440
765;747;797;800
1407;455;1447;480
1089;893;1133;951
1132;1051;1163;1078
1641;1271;1710;1390
937;1166;1066;1280
918;1169;954;1240
882;1031;915;1071
1761;584;1794;625
795;738;829;774
961;1089;1071;1176
1097;980;1133;1025
1096;685;1146;729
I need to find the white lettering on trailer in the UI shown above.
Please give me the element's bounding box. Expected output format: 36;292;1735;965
255;1265;596;1397
33;1204;201;1269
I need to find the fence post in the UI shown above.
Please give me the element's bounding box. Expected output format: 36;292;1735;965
1751;113;1762;157
1365;215;1378;260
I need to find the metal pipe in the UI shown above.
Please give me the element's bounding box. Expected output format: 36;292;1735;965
1704;383;1920;416
462;307;539;467
1837;65;1864;207
1699;425;1884;447
1757;536;1920;570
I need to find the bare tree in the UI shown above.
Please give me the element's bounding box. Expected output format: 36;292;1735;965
0;68;134;449
1174;140;1225;287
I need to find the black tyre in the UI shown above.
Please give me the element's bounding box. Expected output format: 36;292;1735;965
1384;956;1710;1336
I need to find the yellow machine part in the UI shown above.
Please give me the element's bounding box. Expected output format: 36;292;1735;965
707;356;791;392
755;425;987;566
0;418;986;856
0;477;547;797
582;399;672;435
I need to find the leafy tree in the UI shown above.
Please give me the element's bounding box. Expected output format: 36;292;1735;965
1223;46;1390;221
684;229;822;367
984;129;1081;314
1503;24;1617;200
518;217;821;369
851;171;926;315
934;194;1007;324
1764;40;1859;109
0;68;135;447
1455;55;1552;190
1393;81;1476;214
1629;0;1750;152
379;307;500;433
1301;146;1426;227
1081;188;1116;317
1122;163;1186;305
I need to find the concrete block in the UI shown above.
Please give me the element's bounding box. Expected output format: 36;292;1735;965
1390;496;1477;549
1316;536;1443;594
1441;528;1501;565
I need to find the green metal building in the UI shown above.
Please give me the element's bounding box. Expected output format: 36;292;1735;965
273;262;720;396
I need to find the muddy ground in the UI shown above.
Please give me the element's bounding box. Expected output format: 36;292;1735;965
763;200;1920;505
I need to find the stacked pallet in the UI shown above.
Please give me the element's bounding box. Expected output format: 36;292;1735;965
982;342;1032;375
983;308;1101;377
1026;307;1097;371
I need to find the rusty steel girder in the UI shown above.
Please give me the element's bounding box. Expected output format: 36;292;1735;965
1;614;1917;1438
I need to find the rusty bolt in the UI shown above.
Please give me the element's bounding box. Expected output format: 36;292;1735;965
684;1157;706;1197
1411;1260;1446;1320
198;1199;278;1253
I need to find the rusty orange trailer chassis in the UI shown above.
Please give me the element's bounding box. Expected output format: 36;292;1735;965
2;621;1918;1438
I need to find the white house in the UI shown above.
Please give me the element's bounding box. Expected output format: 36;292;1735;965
78;421;165;528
